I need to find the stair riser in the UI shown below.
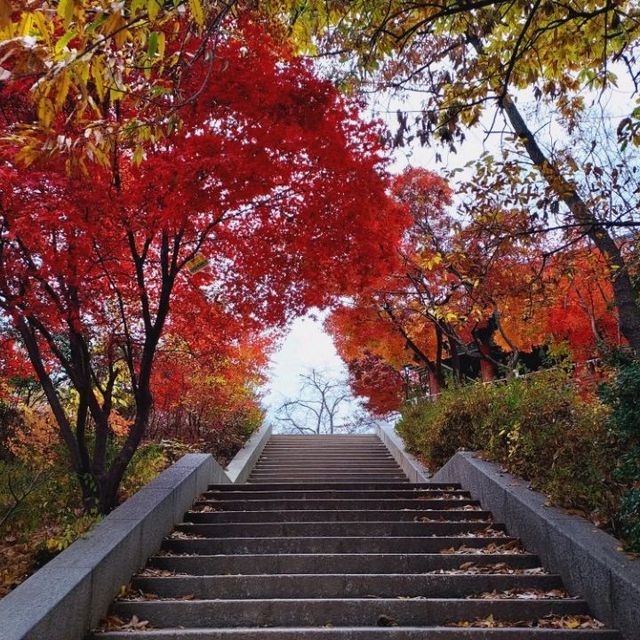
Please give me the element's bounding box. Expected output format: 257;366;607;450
251;464;406;480
250;468;405;473
93;630;620;639
247;475;409;480
174;521;505;537
194;499;482;511
247;478;410;483
132;573;563;599
148;552;542;575
256;453;396;458
208;483;462;491
263;443;389;456
184;510;493;523
251;463;401;468
254;457;398;463
162;536;518;554
203;490;471;500
257;453;394;457
111;599;589;628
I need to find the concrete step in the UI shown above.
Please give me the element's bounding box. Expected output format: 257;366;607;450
268;435;382;439
251;462;402;468
247;473;409;479
246;477;410;484
194;498;482;511
248;470;407;476
264;443;385;447
249;467;405;473
174;521;506;538
94;628;620;639
110;598;590;628
148;552;543;575
91;435;618;640
184;509;493;523
256;445;396;459
256;452;396;458
202;489;471;500
131;572;563;599
162;535;519;555
208;483;461;491
255;455;399;469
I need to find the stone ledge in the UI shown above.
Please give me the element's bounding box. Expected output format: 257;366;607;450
225;423;272;484
433;451;640;640
375;424;430;483
0;453;226;640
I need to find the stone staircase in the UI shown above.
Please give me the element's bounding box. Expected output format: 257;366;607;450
248;434;409;484
92;434;619;639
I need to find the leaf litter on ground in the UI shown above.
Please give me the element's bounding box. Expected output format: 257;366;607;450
449;614;605;629
428;561;548;575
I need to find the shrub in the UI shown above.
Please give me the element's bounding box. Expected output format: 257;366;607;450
599;354;640;552
0;400;262;597
397;369;621;533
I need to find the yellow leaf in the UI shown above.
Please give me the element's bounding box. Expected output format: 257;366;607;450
57;0;75;24
102;11;128;48
37;96;54;128
54;70;72;109
189;0;204;27
110;84;124;102
55;30;76;54
147;0;161;21
157;31;165;58
91;61;105;100
32;11;52;45
132;145;144;165
78;60;90;84
130;0;146;17
19;12;33;37
186;253;209;274
15;144;37;166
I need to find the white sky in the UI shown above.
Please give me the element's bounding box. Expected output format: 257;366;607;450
261;311;345;423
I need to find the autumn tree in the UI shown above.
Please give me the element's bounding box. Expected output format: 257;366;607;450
0;17;408;512
272;0;640;351
329;167;622;408
149;328;268;452
0;0;247;165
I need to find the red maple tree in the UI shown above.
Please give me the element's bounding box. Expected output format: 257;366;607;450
328;167;624;413
0;18;408;511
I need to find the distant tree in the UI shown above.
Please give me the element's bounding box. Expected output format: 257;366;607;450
275;369;377;434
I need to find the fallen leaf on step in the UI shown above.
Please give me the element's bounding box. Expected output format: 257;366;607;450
377;615;398;627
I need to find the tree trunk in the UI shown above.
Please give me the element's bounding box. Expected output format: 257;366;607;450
428;369;442;396
478;343;495;381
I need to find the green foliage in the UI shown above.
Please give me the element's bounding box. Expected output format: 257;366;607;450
398;383;490;465
398;370;621;534
0;440;168;595
118;444;169;500
599;354;640;552
44;513;101;553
